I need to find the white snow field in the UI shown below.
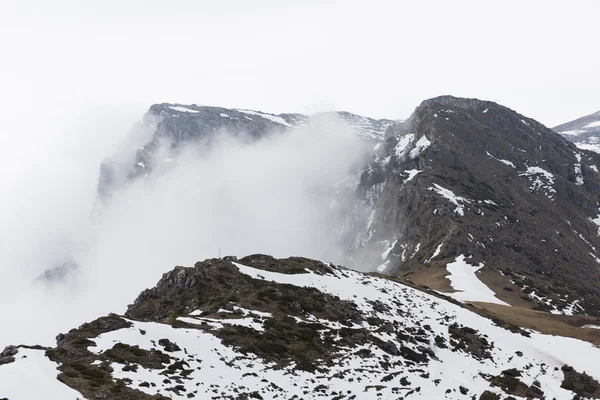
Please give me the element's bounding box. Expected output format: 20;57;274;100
0;348;81;400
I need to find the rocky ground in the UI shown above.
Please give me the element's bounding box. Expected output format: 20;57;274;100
2;255;599;399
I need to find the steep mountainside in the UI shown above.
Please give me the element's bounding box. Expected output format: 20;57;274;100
2;256;600;400
350;96;600;317
96;97;600;319
97;103;397;202
554;110;600;153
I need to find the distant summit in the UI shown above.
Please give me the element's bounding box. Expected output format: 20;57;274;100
554;110;600;153
96;103;399;203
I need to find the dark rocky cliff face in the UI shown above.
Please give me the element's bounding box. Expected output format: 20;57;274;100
351;96;600;315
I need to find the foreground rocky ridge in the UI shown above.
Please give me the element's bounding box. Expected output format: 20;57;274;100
2;255;600;399
351;96;600;317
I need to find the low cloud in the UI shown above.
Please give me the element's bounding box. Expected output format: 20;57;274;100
0;109;370;346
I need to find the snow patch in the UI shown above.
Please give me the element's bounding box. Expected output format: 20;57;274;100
443;255;509;306
411;242;421;258
376;259;390;273
0;348;81;400
429;183;471;216
575;142;600;154
426;242;444;263
381;238;398;260
394;133;415;158
236;109;292;127
403;169;421;182
169;106;200;113
560;129;586;136
588;209;600;236
583;120;600;129
519;166;556;200
582;324;600;329
574;152;584;186
486;151;516;168
409;135;431;158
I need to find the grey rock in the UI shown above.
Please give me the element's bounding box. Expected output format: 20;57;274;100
0;356;16;365
417;345;436;359
1;345;18;357
36;260;79;283
233;308;245;316
380;340;400;356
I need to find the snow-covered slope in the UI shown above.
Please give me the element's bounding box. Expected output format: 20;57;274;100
554;110;600;153
2;255;599;399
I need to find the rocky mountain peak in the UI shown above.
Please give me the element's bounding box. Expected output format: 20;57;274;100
350;96;600;317
418;94;496;112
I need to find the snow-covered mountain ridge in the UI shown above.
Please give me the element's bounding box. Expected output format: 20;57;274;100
97;103;399;203
2;255;600;399
554;110;600;153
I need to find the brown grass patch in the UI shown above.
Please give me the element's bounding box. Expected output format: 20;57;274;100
471;302;600;346
402;263;454;292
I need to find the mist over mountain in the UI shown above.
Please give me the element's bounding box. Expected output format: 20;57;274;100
4;1;600;398
2;96;600;400
96;104;397;204
0;106;381;346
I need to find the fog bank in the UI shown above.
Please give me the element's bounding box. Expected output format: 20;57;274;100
0;108;369;346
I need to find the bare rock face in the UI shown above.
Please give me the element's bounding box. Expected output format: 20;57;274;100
350;95;600;316
0;346;18;365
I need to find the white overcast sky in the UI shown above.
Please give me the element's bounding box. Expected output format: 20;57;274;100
0;0;598;126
